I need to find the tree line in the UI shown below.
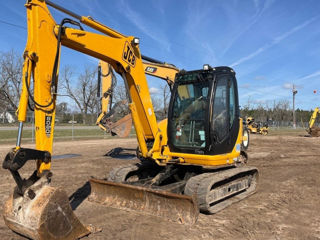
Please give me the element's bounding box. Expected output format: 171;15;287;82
241;101;314;127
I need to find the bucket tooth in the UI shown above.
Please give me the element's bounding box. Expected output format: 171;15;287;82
3;180;90;240
89;178;199;225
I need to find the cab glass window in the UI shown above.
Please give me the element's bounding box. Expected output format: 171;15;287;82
211;76;228;142
172;81;209;148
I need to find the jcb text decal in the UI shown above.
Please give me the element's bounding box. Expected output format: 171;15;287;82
123;42;136;67
45;115;52;138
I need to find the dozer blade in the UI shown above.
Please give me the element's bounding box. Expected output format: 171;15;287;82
109;114;132;138
3;180;90;240
89;178;199;225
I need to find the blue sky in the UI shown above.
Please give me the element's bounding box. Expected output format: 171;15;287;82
0;0;320;110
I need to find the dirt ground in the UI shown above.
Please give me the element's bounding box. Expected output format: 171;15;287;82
0;134;320;240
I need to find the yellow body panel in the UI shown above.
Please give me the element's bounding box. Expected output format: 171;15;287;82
142;61;179;86
156;119;243;166
247;124;258;133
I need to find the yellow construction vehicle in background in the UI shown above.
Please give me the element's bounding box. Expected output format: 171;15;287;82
307;107;320;137
2;1;258;239
246;117;269;135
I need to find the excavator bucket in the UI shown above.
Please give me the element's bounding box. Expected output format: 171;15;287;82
3;181;90;240
89;178;199;225
309;126;320;137
109;114;132;138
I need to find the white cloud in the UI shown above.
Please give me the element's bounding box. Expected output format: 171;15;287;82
149;87;160;94
283;83;293;89
230;15;318;67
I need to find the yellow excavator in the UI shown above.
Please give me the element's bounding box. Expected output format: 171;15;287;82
307;107;320;137
246;117;269;135
2;1;258;239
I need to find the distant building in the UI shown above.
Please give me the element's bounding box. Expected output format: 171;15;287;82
0;111;15;123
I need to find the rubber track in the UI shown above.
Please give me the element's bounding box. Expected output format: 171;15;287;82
107;164;139;182
185;166;258;214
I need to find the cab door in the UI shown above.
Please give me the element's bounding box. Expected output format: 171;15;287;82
208;73;239;155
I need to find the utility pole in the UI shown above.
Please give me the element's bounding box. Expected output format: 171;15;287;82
72;113;74;140
292;84;298;129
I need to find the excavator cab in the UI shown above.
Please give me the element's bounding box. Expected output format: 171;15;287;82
168;66;239;155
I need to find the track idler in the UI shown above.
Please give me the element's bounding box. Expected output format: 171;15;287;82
3;177;90;240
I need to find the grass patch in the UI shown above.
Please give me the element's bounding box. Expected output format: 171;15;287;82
0;126;308;145
0;128;135;144
268;127;307;136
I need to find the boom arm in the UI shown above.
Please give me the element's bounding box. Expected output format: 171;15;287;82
308;107;320;129
96;61;116;132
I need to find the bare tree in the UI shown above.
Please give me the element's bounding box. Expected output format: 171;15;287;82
161;84;170;115
0;50;23;113
61;65;98;124
151;95;162;112
112;83;128;103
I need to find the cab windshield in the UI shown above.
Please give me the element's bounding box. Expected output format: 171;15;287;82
171;79;209;148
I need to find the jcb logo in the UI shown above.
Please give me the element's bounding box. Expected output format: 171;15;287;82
123;42;136;67
45;115;52;137
145;66;157;73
